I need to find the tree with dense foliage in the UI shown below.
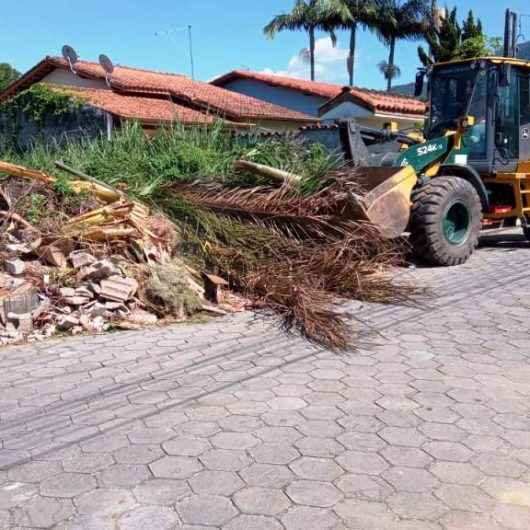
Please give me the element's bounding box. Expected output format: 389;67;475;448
418;7;493;66
264;0;339;81
373;0;428;91
323;0;378;86
0;63;20;92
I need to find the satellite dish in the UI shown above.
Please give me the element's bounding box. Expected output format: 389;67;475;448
62;45;79;73
99;54;114;75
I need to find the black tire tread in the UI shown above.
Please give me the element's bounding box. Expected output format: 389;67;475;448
410;177;482;266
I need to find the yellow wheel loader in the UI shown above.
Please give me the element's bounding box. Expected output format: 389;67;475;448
355;56;530;266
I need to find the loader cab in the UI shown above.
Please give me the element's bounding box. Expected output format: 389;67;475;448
426;58;530;174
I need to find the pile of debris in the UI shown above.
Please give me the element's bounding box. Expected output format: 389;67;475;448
0;161;245;346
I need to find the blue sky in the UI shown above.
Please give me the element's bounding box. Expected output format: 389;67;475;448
1;1;528;90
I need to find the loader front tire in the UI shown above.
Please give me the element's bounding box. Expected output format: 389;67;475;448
409;176;482;266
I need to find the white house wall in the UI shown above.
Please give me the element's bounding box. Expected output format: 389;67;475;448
42;69;108;90
321;101;422;130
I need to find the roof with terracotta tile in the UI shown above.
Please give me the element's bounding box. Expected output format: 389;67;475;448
49;85;215;125
322;87;427;117
212;70;343;99
0;57;316;124
212;70;426;117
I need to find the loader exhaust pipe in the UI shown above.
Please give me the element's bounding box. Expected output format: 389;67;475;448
504;9;518;58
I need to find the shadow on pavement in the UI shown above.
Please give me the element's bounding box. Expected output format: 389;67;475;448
479;231;530;251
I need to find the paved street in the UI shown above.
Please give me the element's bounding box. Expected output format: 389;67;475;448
1;230;530;530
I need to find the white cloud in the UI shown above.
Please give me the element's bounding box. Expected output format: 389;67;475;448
263;37;352;83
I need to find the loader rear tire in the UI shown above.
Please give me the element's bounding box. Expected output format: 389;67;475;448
409;176;482;266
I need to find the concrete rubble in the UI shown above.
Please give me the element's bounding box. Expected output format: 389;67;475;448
0;160;248;347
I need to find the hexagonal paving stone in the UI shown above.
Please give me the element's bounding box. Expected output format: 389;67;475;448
117;505;180;530
502;430;530;449
387;492;448;520
420;422;467;442
0;482;38;510
211;432;259;450
255;426;302;444
481;477;530;511
162;437;211;457
383;466;439;494
199;449;251;472
336;451;389;475
290;457;343;481
439;510;505;530
414;407;460;424
472;453;526;478
75;488;137;516
301;405;343;421
492;503;530;529
133;478;192;505
219;415;264;433
261;410;304;427
311;369;343;380
430;462;484;485
97;463;150;488
150;456;203;479
177;494;237;526
40;472;96;498
286;481;342;507
297;420;343;439
378;427;426;447
240;464;294;488
63;453;115;474
7;460;62;483
380;446;433;468
334;498;398;529
338;414;384;432
423;441;472;462
180;421;221;437
435;484;494;512
189;470;244;496
227;401;270;416
114;445;164;464
294;437;344;458
249;443;300;465
267;397;308;411
335;474;393;501
234;487;291;515
337;432;387;452
281;506;338;530
11;496;75;528
223;514;284;530
128;428;175;444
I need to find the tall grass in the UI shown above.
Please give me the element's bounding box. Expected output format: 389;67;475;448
2;121;342;199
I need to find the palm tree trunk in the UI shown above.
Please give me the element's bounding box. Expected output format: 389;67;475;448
348;23;357;86
309;26;316;81
387;36;396;91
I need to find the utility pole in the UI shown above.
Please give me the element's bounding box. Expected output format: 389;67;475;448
188;25;195;80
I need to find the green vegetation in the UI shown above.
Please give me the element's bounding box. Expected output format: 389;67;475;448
1;121;342;200
418;7;500;66
374;0;428;91
0;63;20;92
0;84;86;151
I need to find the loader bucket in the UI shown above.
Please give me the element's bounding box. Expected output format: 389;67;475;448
348;165;418;239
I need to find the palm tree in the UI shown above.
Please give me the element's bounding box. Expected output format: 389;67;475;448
264;0;338;81
373;0;428;91
325;0;378;86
